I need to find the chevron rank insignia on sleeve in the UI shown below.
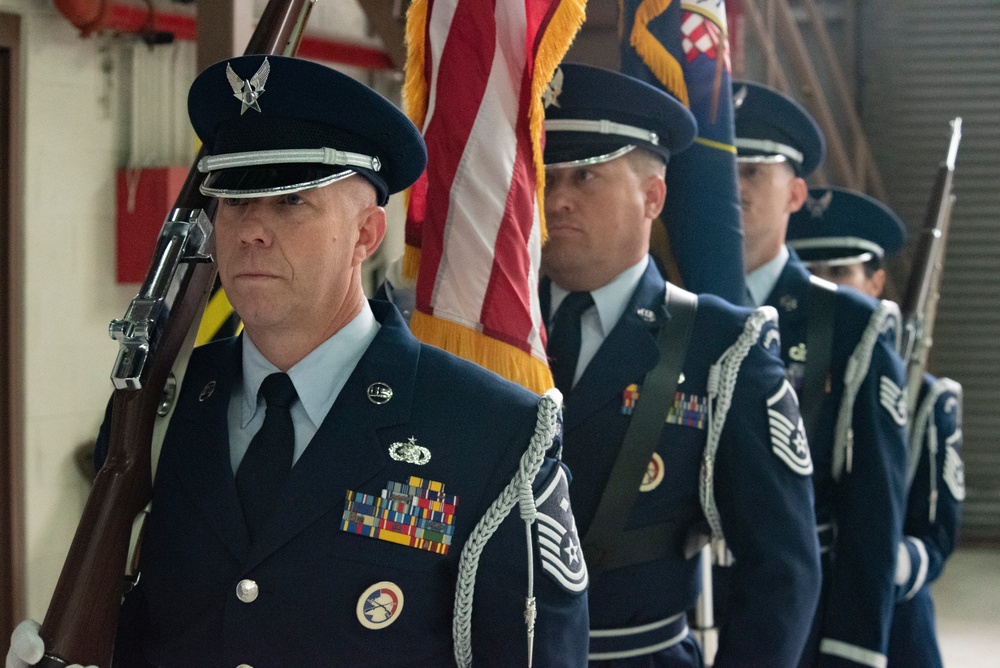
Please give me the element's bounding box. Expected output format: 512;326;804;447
879;376;908;426
767;379;813;476
534;465;588;593
944;433;966;501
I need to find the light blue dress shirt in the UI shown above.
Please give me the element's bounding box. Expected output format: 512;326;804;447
549;256;649;388
228;301;380;474
745;244;789;307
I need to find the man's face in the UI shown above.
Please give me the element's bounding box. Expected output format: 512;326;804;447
542;155;659;291
738;161;801;244
809;261;885;298
214;176;384;340
737;160;812;274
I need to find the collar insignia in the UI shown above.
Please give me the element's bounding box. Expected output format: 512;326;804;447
226;57;270;115
542;67;564;109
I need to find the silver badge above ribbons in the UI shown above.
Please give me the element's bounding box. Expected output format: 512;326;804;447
389;437;431;466
367;382;393;405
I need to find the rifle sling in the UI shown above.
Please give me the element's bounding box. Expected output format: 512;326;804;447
581;285;698;579
802;277;836;441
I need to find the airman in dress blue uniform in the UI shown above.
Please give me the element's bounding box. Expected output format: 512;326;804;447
734;82;910;668
539;63;821;667
787;187;965;668
7;55;589;668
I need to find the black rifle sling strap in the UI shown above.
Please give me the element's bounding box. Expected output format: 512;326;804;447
801;276;837;441
581;284;698;579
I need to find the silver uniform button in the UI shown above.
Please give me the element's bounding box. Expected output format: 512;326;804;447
237;664;253;668
236;579;259;603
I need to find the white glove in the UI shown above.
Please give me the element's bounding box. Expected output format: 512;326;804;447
6;620;42;668
5;620;96;668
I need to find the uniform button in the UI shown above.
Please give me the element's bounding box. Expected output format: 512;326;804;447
236;664;252;668
236;579;259;603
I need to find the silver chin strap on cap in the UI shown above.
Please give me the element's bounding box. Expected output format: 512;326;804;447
197;146;381;198
790;237;885;268
544;117;668;168
733;137;804;165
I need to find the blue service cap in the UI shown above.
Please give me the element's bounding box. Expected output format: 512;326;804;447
732;80;825;178
188;55;427;205
787;187;907;265
543;63;696;168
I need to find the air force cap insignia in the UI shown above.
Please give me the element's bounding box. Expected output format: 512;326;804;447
768;379;813;476
226;58;269;115
534;466;588;593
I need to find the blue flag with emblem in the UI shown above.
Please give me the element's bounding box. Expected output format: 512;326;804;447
620;0;745;304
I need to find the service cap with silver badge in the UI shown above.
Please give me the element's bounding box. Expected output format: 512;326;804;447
787;187;908;267
542;63;696;169
188;54;427;206
732;80;825;178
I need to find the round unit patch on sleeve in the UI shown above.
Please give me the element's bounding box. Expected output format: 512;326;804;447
357;581;404;630
767;379;813;475
534;466;588;593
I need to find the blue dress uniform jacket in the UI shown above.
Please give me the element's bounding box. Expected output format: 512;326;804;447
100;300;589;668
764;255;908;668
548;260;821;667
888;374;964;667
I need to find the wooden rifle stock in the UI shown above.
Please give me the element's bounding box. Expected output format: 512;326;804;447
899;117;961;419
36;2;314;665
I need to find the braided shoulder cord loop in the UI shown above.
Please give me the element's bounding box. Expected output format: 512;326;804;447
452;389;561;668
833;300;900;481
700;307;776;541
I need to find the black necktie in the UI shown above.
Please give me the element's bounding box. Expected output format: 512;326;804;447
236;372;297;542
547;291;594;395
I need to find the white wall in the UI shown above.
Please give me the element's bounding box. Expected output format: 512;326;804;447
2;3;137;618
4;0;401;621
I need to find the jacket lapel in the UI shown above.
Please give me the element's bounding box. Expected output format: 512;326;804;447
246;303;418;567
560;261;665;432
168;336;252;559
766;251;811;357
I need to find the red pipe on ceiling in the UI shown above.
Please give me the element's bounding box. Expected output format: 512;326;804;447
56;1;396;71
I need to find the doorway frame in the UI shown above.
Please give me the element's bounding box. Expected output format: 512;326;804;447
0;12;24;640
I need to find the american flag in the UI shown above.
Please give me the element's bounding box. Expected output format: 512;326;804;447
402;0;585;393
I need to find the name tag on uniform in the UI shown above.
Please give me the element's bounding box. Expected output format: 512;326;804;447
341;477;458;555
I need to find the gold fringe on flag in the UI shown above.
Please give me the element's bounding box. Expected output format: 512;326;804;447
401;0;431;282
530;0;587;242
630;0;689;107
402;243;422;284
410;311;554;394
403;0;430;131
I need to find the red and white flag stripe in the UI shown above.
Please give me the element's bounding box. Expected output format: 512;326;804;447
414;0;556;364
